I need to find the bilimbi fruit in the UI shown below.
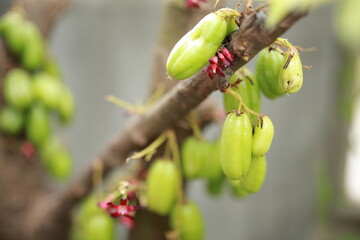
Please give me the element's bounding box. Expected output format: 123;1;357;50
171;201;205;240
3;69;33;110
166;8;238;80
33;72;62;110
0;107;24;135
279;48;303;94
252;116;274;157
146;159;179;215
72;196;115;240
256;48;284;99
26;103;51;146
181;137;207;179
241;155;267;193
223;67;261;114
220;111;252;180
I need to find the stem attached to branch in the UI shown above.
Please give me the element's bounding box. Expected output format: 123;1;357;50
51;8;307;238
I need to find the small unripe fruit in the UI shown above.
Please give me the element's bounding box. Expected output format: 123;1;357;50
252;116;274;156
41;137;72;180
204;140;223;180
230;180;248;199
206;175;225;197
33;73;62;109
73;195;115;240
181;137;207;179
3;69;34;110
241;155;267;193
82;215;115;240
166;8;238;80
256;48;284;99
21;21;45;71
0;11;25;54
57;86;75;124
221;112;252;180
171;201;205;240
26;103;51;146
279;49;303;94
0;107;24;135
146;160;179;215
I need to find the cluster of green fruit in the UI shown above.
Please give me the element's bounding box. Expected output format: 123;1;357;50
172;43;301;200
0;9;75;180
219;40;303;195
256;45;303;97
221;112;272;192
72;196;115;240
145;7;305;239
146;159;205;240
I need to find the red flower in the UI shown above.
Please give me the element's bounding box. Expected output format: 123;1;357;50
202;56;224;79
186;0;206;9
21;141;36;159
202;47;234;79
220;47;234;63
98;198;138;229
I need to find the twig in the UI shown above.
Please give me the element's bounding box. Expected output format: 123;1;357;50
56;10;307;213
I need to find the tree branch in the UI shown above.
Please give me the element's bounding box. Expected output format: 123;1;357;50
57;9;307;211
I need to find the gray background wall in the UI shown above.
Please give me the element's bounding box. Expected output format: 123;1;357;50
1;0;343;239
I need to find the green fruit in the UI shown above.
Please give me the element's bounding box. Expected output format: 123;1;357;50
247;71;262;115
33;72;62;109
230;180;248;199
44;57;62;79
26;103;51;146
3;69;34;110
226;18;238;35
256;51;277;99
57;86;75;124
166;8;238;80
77;195;103;221
279;49;303;94
223;68;261;123
252;116;274;156
256;48;285;99
171;202;205;240
206;175;225;197
204;140;222;180
241;155;267;193
21;21;45;71
0;11;25;54
82;215;115;240
181;137;207;179
41;137;72;180
146;159;179;215
221;112;252;180
223;68;248;111
48;149;72;180
0;107;24;135
72;195;115;240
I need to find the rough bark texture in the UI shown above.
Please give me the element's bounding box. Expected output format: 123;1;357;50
0;0;306;239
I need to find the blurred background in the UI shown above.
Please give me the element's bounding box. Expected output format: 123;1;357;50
1;0;359;239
